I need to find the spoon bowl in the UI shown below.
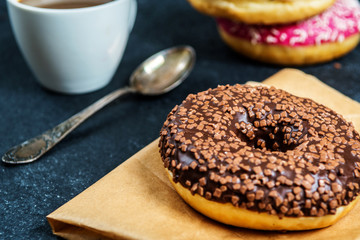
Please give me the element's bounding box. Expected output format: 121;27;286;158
2;46;196;164
130;46;195;95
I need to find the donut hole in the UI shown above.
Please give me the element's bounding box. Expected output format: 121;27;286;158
236;120;306;153
234;101;309;152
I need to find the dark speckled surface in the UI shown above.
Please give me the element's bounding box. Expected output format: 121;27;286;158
1;0;360;239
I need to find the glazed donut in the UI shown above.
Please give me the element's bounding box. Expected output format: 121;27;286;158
216;0;360;65
187;0;335;25
159;84;360;231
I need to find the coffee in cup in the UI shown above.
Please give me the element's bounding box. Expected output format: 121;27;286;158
19;0;113;9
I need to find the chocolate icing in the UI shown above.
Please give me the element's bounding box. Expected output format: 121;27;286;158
159;84;360;218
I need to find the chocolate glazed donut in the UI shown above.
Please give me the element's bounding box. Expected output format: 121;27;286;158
159;84;360;230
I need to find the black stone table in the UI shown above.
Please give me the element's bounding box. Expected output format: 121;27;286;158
1;0;360;239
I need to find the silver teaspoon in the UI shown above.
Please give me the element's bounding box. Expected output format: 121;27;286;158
2;45;196;164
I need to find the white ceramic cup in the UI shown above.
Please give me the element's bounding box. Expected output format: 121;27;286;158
7;0;137;94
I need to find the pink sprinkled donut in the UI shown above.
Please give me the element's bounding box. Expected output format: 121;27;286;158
216;0;360;65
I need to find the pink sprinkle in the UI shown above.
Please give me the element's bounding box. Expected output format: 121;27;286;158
217;0;360;46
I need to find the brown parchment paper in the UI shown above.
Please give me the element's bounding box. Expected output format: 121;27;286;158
47;68;360;240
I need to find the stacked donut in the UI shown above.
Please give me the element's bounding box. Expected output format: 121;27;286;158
187;0;360;65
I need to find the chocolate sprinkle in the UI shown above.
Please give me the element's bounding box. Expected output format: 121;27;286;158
159;84;360;217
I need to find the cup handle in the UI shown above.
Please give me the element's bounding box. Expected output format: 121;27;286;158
128;0;137;33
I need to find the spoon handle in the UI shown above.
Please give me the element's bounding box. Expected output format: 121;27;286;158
2;86;135;164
